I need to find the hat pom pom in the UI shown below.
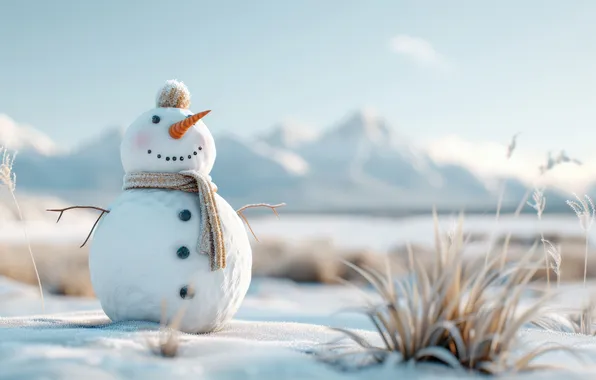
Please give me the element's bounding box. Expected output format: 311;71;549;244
156;79;191;109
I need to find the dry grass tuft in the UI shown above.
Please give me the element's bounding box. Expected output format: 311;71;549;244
319;211;578;375
147;300;187;358
0;147;44;311
533;307;596;335
532;297;596;335
566;193;595;288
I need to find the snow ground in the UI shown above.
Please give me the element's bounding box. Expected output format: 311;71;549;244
2;214;596;379
1;276;596;379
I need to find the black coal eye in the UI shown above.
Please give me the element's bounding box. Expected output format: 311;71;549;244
152;115;160;124
186;114;193;118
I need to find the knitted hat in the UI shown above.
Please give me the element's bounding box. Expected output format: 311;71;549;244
156;79;191;109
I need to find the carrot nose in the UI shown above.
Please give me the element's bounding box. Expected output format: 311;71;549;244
168;110;211;139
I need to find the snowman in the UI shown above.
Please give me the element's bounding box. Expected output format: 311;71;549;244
51;80;282;333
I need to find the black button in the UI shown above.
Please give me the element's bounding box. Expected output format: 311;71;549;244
179;286;194;299
177;246;190;259
179;209;191;221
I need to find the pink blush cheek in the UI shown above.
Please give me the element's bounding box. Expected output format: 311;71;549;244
133;132;152;150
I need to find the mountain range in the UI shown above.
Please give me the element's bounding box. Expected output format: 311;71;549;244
1;111;574;214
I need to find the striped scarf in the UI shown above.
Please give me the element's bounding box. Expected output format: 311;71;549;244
122;171;226;271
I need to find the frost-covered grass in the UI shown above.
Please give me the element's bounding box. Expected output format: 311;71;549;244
0;147;44;311
319;212;583;375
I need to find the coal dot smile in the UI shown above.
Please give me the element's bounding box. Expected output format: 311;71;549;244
154;149;199;162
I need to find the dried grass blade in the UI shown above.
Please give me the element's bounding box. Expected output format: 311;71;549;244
514;345;585;370
328;327;375;349
414;346;465;371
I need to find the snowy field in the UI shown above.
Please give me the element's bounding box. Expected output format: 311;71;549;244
0;212;589;251
2;214;596;379
2;276;596;379
243;213;591;251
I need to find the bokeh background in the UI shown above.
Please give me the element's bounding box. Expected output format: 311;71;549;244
1;0;596;299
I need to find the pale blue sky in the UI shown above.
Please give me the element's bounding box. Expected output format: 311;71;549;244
1;0;595;157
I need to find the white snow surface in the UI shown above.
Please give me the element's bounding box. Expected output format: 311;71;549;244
1;276;596;379
2;214;596;378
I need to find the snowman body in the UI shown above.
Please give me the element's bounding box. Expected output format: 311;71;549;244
89;189;251;333
88;81;252;333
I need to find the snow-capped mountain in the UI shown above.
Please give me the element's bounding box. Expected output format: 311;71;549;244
293;111;428;199
211;135;304;202
299;111;417;175
72;127;124;160
287;111;492;207
259;121;319;150
0;114;58;155
0;111;571;212
6;126;125;208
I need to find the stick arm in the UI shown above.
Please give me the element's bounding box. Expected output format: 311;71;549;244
46;205;110;248
235;203;286;241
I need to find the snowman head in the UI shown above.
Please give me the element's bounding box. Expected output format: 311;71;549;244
120;80;216;175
